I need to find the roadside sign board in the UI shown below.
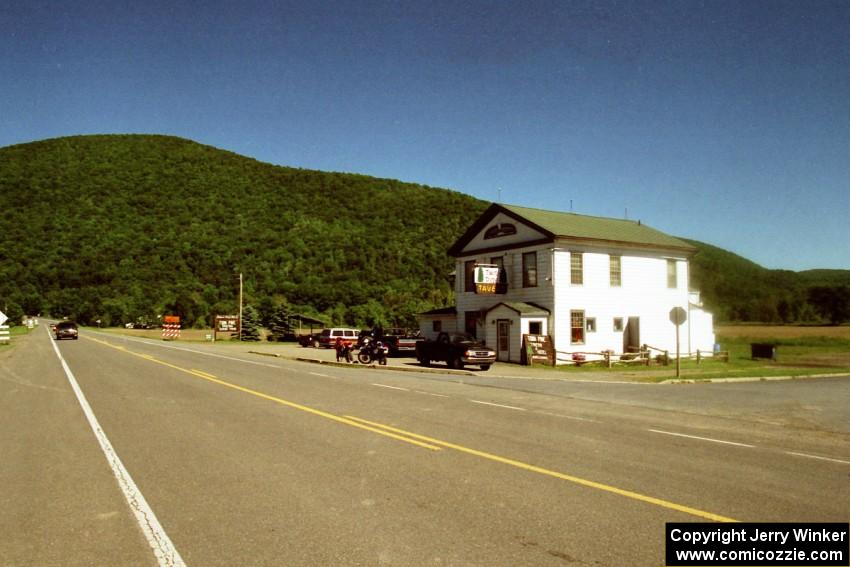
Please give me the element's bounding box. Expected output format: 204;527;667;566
214;315;239;341
0;310;8;343
474;264;500;294
161;315;181;340
216;315;239;333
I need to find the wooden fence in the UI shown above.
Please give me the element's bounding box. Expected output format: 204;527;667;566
523;335;728;367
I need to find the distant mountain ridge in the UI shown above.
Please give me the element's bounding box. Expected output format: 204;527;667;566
0;134;846;326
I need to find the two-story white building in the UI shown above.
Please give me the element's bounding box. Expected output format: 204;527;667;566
419;203;715;364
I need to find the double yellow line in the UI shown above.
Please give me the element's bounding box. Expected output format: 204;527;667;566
87;335;737;522
87;336;441;451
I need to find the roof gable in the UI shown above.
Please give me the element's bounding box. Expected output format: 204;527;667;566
449;203;695;256
448;204;554;256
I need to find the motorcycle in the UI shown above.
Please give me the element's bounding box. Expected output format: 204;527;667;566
357;340;388;365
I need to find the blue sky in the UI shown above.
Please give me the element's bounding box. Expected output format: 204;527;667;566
2;0;848;271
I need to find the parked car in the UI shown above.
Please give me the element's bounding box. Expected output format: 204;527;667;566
54;321;79;340
298;333;320;348
317;328;359;348
415;332;496;370
380;328;426;357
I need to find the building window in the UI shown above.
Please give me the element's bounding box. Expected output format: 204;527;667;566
529;321;542;335
610;255;621;287
464;260;476;292
432;320;442;333
522;252;537;288
570;310;585;344
613;317;624;332
491;256;508;293
667;259;678;289
484;223;517;239
571;252;583;285
586;317;596;332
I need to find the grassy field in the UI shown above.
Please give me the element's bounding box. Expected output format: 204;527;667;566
541;324;850;382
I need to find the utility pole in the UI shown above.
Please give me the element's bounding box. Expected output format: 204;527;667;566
238;272;243;342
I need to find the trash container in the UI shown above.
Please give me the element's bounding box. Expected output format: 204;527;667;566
751;343;777;361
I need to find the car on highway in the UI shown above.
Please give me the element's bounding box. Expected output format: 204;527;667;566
54;321;79;340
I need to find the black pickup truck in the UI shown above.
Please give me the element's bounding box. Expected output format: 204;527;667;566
415;332;496;371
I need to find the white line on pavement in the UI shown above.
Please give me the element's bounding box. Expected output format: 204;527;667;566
538;411;601;423
372;383;410;391
49;331;186;566
470;400;526;411
413;390;449;398
648;429;755;448
309;372;331;378
786;451;850;465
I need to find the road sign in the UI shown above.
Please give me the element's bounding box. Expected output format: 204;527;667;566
161;315;181;340
669;307;687;378
669;306;687;326
0;310;8;343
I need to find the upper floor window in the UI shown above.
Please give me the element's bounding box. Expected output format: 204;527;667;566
522;252;538;287
609;255;622;287
464;260;476;292
491;256;508;293
571;252;583;285
667;259;678;289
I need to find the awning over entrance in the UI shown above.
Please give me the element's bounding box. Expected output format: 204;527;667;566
485;302;549;317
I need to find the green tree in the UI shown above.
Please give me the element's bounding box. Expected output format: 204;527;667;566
808;285;850;325
239;305;261;341
268;303;295;341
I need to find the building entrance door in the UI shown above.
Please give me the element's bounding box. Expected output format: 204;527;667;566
624;316;641;352
497;319;510;362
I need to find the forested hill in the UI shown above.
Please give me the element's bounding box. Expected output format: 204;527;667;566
0;134;486;327
0;134;847;328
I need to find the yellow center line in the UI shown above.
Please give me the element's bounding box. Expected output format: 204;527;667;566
343;415;738;523
86;336;738;521
86;336;441;452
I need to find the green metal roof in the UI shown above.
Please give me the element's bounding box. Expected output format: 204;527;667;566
486;301;550;316
500;204;694;251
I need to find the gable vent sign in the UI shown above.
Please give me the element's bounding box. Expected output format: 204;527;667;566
474;264;500;294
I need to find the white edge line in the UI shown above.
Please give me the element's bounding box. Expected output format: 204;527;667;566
648;429;755;448
470;400;526;411
50;332;186;567
372;383;410;391
538;411;600;423
309;372;331;378
786;451;850;465
413;390;449;398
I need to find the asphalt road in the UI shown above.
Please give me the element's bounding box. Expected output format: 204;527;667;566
2;327;848;566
